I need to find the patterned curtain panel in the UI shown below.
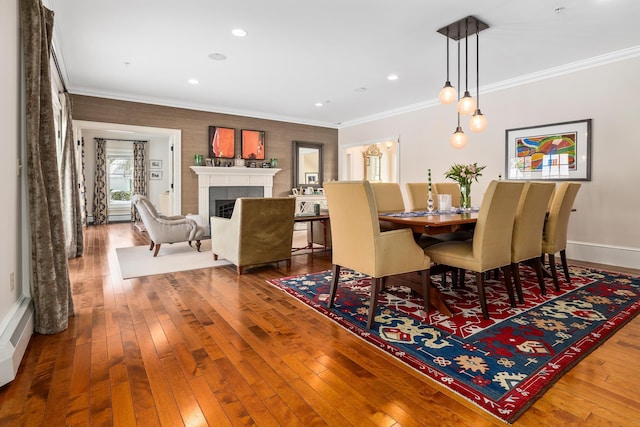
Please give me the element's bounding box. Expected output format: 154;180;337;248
59;93;83;258
80;137;87;224
20;0;74;334
131;140;148;221
92;138;109;224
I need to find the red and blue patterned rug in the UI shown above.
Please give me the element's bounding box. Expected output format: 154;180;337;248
268;265;640;423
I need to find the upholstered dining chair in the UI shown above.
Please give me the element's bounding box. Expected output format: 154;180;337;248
433;182;461;209
406;182;429;211
132;194;206;256
211;197;295;274
370;182;407;231
510;182;556;301
324;181;431;329
424;181;525;319
541;182;581;290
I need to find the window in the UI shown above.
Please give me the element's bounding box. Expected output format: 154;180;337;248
108;156;133;208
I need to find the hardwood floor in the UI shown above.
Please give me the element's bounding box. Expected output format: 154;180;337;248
1;223;639;426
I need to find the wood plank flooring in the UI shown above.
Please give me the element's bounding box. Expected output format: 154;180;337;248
1;223;640;426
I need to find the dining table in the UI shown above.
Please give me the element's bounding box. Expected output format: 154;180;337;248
378;209;480;317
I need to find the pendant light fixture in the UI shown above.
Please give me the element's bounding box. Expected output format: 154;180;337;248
457;19;476;116
437;16;489;146
450;38;467;149
438;28;456;104
469;26;488;132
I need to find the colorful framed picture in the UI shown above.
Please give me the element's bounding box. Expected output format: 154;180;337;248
241;129;265;160
208;126;235;159
505;119;592;181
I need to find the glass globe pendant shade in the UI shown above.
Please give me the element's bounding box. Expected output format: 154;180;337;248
438;82;457;104
457;91;476;115
469;109;488;132
450;127;468;149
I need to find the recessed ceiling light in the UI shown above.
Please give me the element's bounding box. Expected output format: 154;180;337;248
387;74;399;81
315;102;323;107
355;87;367;92
208;53;227;61
554;6;566;14
188;79;199;85
232;28;247;37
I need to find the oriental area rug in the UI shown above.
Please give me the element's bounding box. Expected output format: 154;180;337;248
268;265;640;423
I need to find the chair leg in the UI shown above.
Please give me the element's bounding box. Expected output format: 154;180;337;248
149;241;155;251
213;254;219;260
286;258;291;268
533;257;547;295
328;264;341;308
475;272;489;319
511;262;524;304
560;249;571;283
153;243;161;257
459;269;466;288
548;253;560;291
237;266;244;274
367;277;382;329
500;265;517;308
421;269;430;314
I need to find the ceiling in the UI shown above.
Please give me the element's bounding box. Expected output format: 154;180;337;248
46;0;640;129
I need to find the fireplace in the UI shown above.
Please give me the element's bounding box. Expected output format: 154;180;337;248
190;166;281;223
209;186;264;218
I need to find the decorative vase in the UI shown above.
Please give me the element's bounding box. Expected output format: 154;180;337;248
427;190;434;213
460;184;471;210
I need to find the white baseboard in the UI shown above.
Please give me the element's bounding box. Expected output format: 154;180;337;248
567;240;640;270
0;296;34;387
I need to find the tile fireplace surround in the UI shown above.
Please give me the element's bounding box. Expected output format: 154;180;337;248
190;166;281;223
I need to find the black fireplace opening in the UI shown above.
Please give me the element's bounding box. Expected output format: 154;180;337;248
209;186;264;219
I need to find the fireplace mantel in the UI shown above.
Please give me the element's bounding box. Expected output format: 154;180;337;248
190;166;281;221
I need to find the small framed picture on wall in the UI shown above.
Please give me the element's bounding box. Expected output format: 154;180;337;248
150;171;163;180
149;159;162;169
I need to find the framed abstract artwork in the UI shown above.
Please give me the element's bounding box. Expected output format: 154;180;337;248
208;126;236;159
241;129;265;160
505;119;592;181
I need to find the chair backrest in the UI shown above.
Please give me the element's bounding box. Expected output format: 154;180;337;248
232;197;296;251
542;182;581;253
433;182;461;209
369;182;405;213
471;181;525;268
132;194;159;218
511;182;556;262
324;181;380;273
406;182;429;211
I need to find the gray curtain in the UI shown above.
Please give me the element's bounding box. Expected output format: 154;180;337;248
59;93;83;258
131;140;148;221
20;0;74;334
80;137;87;224
92;138;108;224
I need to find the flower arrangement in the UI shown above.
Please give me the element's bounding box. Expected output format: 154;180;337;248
444;163;486;209
444;163;486;186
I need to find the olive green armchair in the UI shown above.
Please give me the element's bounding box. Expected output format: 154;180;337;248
211;197;296;274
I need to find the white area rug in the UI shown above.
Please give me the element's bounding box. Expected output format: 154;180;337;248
116;240;230;279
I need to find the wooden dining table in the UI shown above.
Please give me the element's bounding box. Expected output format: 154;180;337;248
378;210;480;317
379;210;479;235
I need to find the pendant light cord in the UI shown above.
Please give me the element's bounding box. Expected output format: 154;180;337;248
476;27;480;108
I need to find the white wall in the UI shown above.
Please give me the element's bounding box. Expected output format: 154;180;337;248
339;56;640;268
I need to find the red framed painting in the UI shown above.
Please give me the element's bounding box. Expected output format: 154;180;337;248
209;126;235;159
241;129;265;160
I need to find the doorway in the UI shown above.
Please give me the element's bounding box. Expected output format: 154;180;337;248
339;137;399;182
73;121;182;222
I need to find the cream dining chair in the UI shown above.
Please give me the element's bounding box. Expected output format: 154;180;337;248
324;181;431;329
370;182;408;231
425;181;524;319
510;181;556;301
541;182;581;290
406;182;462;211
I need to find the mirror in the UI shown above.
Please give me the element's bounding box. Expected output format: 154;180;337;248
293;141;323;190
363;144;382;181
